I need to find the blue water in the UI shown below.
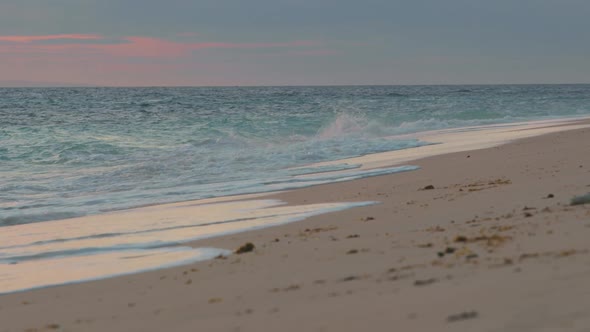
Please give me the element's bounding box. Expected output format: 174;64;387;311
2;85;590;226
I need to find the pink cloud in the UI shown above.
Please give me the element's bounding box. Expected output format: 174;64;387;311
0;34;103;43
262;49;338;57
189;40;318;49
97;37;190;58
95;37;319;57
0;34;335;86
0;34;321;58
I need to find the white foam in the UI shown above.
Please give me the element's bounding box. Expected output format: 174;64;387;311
302;117;590;170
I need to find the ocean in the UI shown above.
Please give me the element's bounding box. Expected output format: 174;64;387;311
1;84;590;293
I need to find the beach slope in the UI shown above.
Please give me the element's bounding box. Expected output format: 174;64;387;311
2;125;590;331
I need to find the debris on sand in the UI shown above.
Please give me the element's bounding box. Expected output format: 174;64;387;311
454;234;510;247
235;242;255;254
447;311;479;322
283;284;301;291
437;247;456;258
461;178;512;192
426;225;446;232
301;226;338;235
414;278;437;286
341;276;360;282
454;236;468;243
421;185;435;190
417;243;433;248
571;193;590;206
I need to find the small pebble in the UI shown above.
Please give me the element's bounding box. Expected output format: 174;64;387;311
447;311;478;322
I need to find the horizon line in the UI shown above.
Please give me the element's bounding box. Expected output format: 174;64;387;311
1;82;590;88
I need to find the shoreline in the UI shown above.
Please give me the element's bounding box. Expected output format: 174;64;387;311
5;116;590;227
3;119;590;331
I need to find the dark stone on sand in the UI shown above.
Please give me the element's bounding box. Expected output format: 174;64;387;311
546;193;554;198
447;311;479;322
347;249;359;255
571;193;590;206
414;278;437;286
341;276;359;282
235;242;255;254
422;185;435;190
454;235;468;243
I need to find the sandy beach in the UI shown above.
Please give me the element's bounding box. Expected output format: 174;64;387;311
3;120;590;332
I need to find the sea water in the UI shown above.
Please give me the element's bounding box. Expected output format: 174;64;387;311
1;85;590;293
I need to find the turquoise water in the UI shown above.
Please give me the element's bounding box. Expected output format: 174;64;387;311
2;85;590;226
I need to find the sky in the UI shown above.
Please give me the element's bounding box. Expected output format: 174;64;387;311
0;0;589;86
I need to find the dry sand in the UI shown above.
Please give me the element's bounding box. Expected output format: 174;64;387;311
3;122;590;331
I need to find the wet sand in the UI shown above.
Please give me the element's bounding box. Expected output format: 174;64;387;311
3;121;590;331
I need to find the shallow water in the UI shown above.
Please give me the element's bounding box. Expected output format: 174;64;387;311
0;198;376;294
